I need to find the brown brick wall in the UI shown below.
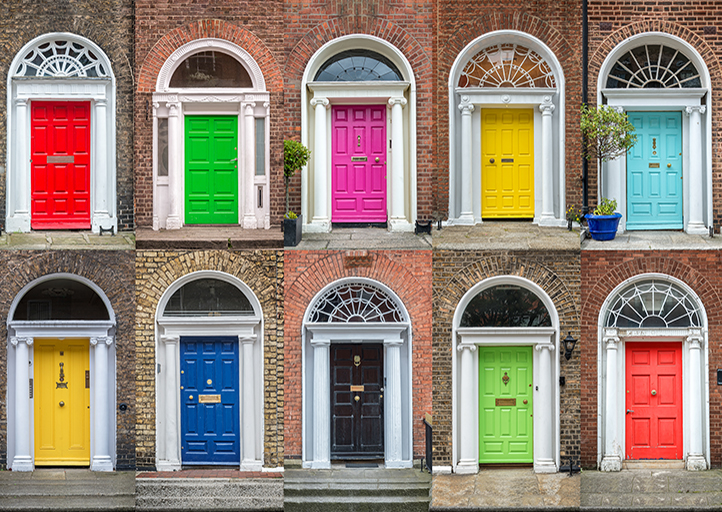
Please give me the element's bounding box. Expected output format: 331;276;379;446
432;249;581;467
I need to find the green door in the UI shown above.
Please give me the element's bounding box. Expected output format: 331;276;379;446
185;116;238;224
479;346;533;463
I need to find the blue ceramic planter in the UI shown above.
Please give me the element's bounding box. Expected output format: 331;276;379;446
585;212;622;241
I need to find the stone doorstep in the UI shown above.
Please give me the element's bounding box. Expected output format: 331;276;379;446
136;470;282;478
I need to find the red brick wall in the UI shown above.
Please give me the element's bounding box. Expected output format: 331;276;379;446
283;0;434;220
580;250;722;468
284;250;432;460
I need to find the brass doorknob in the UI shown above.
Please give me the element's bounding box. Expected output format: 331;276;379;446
523;400;528;405
354;396;360;402
59;401;65;407
375;157;380;163
667;163;671;168
490;158;495;163
189;395;194;400
651;390;657;396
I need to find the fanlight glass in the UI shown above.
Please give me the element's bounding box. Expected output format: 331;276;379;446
460;285;552;327
163;278;254;317
15;40;108;78
170;51;252;88
606;44;701;89
458;43;556;88
308;282;405;323
604;280;702;328
13;279;110;321
314;49;403;82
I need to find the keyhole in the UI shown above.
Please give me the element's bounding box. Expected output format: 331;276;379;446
357;135;361;147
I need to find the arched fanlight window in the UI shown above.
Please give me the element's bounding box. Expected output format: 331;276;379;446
314;49;403;82
14;39;109;78
605;280;702;328
460;284;552;327
163;278;254;317
308;282;405;323
12;278;110;321
606;44;701;89
170;51;252;88
458;43;556;88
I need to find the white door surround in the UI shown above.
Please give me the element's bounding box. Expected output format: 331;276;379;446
154;271;265;471
152;39;271;230
450;276;561;475
597;274;709;471
301;35;417;233
447;31;567;227
6;33;117;234
597;33;712;235
6;274;117;472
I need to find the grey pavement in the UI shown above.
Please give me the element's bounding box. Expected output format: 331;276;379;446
582;230;722;250
0;230;135;250
434;222;580;251
293;226;432;250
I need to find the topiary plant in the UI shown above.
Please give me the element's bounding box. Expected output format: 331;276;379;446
284;139;311;219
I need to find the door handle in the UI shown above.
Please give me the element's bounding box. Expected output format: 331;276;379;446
489;158;495;163
626;409;634;414
651;390;657;396
59;401;65;407
354;395;360;402
189;395;194;401
667;163;671;168
375;157;380;163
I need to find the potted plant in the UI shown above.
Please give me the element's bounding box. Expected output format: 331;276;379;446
283;139;311;247
580;104;637;241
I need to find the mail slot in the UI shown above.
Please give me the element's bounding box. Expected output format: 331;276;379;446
350;385;365;392
47;155;75;164
495;398;516;406
198;394;221;404
351;156;368;162
649;163;660;168
501;158;514;163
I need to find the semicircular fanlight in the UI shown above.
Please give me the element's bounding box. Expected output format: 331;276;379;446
604;279;702;328
314;49;404;82
606;44;701;89
308;282;405;323
15;39;109;78
458;43;556;88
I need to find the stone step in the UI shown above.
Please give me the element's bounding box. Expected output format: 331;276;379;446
284;481;431;497
0;481;135;496
0;495;135;512
284;495;430;512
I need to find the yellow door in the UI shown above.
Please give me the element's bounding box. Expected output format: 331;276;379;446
34;338;90;465
481;109;534;218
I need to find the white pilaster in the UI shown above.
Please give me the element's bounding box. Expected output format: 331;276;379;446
152;102;161;230
685;106;707;235
92;98;112;233
384;339;404;467
8;99;31;232
388;97;411;232
242;103;257;229
685;332;707;470
456;343;478;474
311;338;331;468
309;97;330;232
166;101;182;230
11;336;33;471
601;330;622;471
90;336;114;471
538;100;557;226
535;343;556;472
160;335;181;470
458;98;475;225
240;335;260;470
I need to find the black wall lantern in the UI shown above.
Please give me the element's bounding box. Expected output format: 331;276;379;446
562;332;577;361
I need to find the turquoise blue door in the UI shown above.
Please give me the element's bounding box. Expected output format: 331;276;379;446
626;112;683;230
180;337;239;465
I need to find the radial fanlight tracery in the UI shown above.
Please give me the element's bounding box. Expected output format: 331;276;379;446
458;43;556;88
15;39;108;78
606;44;701;89
308;282;405;323
605;280;702;329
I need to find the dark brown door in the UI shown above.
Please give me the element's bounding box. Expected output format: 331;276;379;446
331;344;384;459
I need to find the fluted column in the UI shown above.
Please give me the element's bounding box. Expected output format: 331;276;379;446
458;98;475;224
166;101;182;229
152;102;161;230
685;106;707;234
161;335;180;469
311;338;331;468
601;330;622;471
388;97;408;230
685;331;707;470
538;99;556;226
535;342;556;471
384;339;404;466
11;336;33;471
243;103;257;229
90;336;113;471
456;343;478;473
311;97;330;230
240;335;258;468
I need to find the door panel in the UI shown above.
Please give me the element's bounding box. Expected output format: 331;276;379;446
31;101;91;229
185;116;239;224
332;105;387;223
34;338;90;465
331;344;384;458
626;112;683;230
482;109;535;218
180;337;240;465
625;342;683;460
479;346;533;463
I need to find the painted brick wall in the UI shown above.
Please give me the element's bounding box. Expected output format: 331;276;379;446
580;250;722;469
0;0;135;231
283;249;433;460
134;250;284;469
0;250;136;469
432;249;582;467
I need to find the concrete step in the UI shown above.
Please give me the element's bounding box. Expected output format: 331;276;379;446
0;495;135;512
284;481;431;497
284;496;431;512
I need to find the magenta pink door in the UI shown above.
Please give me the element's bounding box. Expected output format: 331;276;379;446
331;105;387;223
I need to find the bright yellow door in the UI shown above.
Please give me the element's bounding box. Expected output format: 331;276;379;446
34;338;90;465
481;109;534;218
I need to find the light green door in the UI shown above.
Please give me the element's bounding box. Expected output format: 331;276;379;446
479;346;533;463
185;116;238;224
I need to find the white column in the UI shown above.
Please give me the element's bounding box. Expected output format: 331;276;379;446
535;343;556;472
685;332;707;470
92;98;110;233
384;339;404;467
685;106;707;234
456;343;478;474
242;102;257;229
166;101;182;230
90;336;113;471
152;102;161;230
311;338;331;468
388;97;410;231
160;335;180;470
458;99;475;225
601;330;622;471
240;335;259;470
310;97;330;232
10;99;31;232
538;100;556;226
11;336;33;471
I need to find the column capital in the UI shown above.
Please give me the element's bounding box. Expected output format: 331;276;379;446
603;328;620;349
239;335;257;344
15;98;28;107
90;336;113;346
310;97;330;109
456;343;477;352
535;343;555;352
384;338;404;347
685;330;704;349
685;105;706;116
612;106;624;114
458;101;475;115
388;97;407;108
311;338;331;347
152;102;160;117
166;101;181;117
160;335;180;345
244;102;256;115
10;336;32;347
539;103;555;115
95;98;108;107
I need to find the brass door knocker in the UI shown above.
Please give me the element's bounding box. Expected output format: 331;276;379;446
502;372;510;386
354;355;361;367
56;362;68;389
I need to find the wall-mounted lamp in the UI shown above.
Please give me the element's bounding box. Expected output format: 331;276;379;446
562;332;577;361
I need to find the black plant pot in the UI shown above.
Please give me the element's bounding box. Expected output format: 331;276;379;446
284;214;303;247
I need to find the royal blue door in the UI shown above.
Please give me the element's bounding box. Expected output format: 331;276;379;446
180;337;240;465
626;112;683;230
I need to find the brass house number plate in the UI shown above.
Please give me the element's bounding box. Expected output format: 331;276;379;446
495;398;517;406
351;156;368;162
198;394;221;404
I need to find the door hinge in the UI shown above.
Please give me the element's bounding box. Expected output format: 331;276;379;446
389;140;392;148
29;378;33;399
157;363;161;374
85;370;90;388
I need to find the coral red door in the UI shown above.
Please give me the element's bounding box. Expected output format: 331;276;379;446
625;342;683;460
331;105;387;223
31;101;91;229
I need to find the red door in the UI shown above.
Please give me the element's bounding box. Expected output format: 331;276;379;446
31;101;91;229
331;105;387;223
625;342;683;460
